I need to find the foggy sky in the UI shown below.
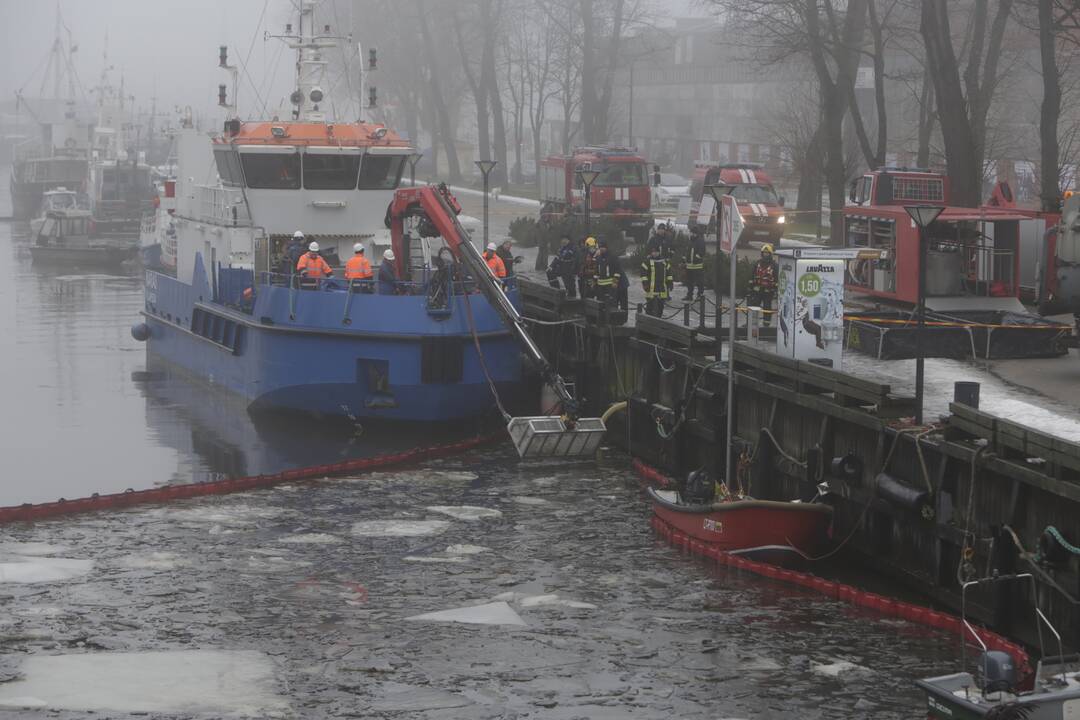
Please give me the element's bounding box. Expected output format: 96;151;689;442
0;0;299;125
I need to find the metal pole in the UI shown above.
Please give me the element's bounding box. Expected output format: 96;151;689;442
715;201;723;360
585;182;591;233
916;225;926;425
482;171;490;251
726;204;737;488
628;62;634;147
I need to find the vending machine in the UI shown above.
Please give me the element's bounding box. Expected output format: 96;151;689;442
775;249;849;369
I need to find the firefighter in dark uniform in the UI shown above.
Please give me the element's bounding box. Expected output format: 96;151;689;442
547;234;579;297
683;225;706;301
748;243;779;326
641;244;673;317
646;222;674;259
594;239;623;304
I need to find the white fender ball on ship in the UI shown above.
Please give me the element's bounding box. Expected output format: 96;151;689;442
131;323;150;342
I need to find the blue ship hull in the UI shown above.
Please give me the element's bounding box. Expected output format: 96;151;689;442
141;259;523;422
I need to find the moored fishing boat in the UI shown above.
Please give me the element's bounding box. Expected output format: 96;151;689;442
30;206;137;268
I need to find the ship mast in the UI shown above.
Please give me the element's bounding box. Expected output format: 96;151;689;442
267;0;353;123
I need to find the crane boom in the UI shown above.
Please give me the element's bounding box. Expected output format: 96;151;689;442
386;184;604;458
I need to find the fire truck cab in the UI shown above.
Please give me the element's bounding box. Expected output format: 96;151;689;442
689;163;786;245
844;168;1030;311
539;146;656;244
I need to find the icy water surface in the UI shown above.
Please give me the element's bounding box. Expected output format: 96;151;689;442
0;447;956;719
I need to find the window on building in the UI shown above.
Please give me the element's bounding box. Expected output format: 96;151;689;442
357;154;406;190
239;151;301;189
303;150;362;190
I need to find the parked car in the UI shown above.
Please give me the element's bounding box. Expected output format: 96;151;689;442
653;173;690;210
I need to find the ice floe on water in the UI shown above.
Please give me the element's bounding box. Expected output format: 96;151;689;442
511;496;549;505
0;650;287;715
151;503;287;526
812;659;872;678
403;555;469;564
353;469;479;486
351;519;451;537
425;505;503;520
406;601;527;626
0;558;93;584
445;543;491;555
0;542;71;557
492;591;597;609
276;532;342;545
115;551;189;570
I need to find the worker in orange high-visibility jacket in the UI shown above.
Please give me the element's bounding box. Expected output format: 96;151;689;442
344;243;373;280
297;241;333;279
483;242;507;278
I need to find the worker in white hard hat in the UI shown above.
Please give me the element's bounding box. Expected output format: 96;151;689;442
483;241;506;278
297;240;332;281
285;230;307;273
378;247;400;295
345;243;372;280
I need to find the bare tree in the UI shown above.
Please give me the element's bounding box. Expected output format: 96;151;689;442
919;0;1014;206
417;0;462;181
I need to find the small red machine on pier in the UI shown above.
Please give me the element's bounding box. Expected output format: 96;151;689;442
844;168;1032;311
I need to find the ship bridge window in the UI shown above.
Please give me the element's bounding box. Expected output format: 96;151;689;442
303;147;362;190
238;146;301;189
214;148;244;186
357;153;406;190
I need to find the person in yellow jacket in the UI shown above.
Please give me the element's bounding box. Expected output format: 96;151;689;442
641;244;673;317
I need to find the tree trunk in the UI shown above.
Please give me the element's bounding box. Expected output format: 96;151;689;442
595;0;625;142
921;0;981;206
1038;0;1062;211
579;0;598;144
418;1;460;181
452;5;489;169
916;64;935;168
485;3;509;188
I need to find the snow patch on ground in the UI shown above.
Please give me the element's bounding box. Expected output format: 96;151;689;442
0;558;93;584
351;520;451;537
0;650;287;715
276;533;342;545
426;505;503;520
406;601;527;626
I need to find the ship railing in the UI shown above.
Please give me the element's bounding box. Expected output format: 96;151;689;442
193;185;252;227
258;271;494;297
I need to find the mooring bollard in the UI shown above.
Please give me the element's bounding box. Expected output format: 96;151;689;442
954;381;980;409
683;302;691;327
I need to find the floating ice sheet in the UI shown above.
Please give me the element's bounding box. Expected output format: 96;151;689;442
406;601;527;626
115;552;188;570
0;650;287;715
492;591;597;609
0;542;71;557
403;555;469;564
276;533;342;545
0;558;93;584
812;659;870;677
352;520;451;537
445;544;491;555
426;505;503;520
511;496;549;505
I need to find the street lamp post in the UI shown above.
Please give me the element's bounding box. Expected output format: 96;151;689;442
707;182;735;488
475;160;497;251
577;169;601;234
904;204;944;426
408;152;423;187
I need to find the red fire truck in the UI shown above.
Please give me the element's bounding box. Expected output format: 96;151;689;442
539;146;656;243
689;162;787;245
843;168;1032;310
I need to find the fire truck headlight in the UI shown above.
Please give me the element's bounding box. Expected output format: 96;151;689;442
776;215;786;224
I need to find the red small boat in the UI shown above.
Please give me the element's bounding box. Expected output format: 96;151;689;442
648;487;833;566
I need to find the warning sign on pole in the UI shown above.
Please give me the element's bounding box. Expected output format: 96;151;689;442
720;194;744;253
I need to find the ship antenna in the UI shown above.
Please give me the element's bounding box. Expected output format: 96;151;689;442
265;0;351;123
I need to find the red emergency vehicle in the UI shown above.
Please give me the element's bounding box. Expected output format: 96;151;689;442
689;162;787;245
539;146;656;243
843;168;1031;310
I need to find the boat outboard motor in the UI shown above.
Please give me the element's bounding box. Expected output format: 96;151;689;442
977;651;1017;694
681;469;715;505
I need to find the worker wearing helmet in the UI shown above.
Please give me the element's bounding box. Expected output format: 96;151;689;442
547;234;579;297
345;242;373;281
683;224;706;302
646;222;673;259
748;243;778;327
594;240;623;306
378;248;400;295
641;243;674;317
579;236;599;298
483;242;507;279
296;241;333;282
496;238;517;279
284;230;307;274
